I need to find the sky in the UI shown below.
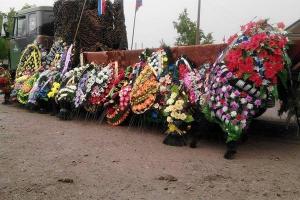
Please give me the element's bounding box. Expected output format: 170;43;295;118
0;0;299;49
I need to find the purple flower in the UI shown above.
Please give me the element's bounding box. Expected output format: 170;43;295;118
225;114;231;120
254;99;262;107
243;110;249;116
224;92;230;98
226;72;233;79
216;110;222;118
227;85;233;91
232;119;238;125
230;102;239;110
234;90;240;96
212;103;217;109
246;95;253;102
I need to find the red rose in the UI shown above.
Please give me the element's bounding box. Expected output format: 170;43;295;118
265;68;276;79
240;91;248;98
278;38;287;49
258;50;268;59
240;63;253;74
245;57;254;66
268;40;278;48
273;48;282;56
249;73;263;87
236;114;243;121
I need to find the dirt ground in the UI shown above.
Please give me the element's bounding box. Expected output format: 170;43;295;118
1;100;300;200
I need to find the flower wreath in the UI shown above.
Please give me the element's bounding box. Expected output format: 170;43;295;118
200;19;290;142
163;84;194;135
16;43;42;79
176;56;204;105
106;66;134;125
17;73;40;104
42;39;68;70
74;64;98;108
148;49;169;78
130;64;159;114
0;67;11;93
87;62;118;106
56;64;91;103
27;70;53;104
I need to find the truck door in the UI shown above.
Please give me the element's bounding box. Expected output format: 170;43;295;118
9;13;37;71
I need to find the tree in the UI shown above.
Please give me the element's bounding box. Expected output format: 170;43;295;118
6;8;17;35
173;9;214;46
21;3;36;10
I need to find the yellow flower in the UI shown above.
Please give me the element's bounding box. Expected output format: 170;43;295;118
170;111;176;118
173;103;183;111
170;92;177;99
179;113;187;120
164;105;172;113
167;116;173;123
167;98;174;105
175;100;184;106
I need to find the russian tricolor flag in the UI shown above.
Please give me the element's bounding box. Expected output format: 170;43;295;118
136;0;142;11
98;0;106;16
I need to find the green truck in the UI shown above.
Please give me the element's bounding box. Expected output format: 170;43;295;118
1;6;54;74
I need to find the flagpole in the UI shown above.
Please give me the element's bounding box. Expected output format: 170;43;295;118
195;0;201;45
131;7;138;50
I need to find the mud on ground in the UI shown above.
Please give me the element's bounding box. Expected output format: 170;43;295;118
0;101;300;200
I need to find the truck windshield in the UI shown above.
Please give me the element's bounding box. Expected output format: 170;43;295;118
17;16;26;37
28;13;37;35
40;11;54;36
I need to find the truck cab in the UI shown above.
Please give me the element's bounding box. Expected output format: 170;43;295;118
5;6;54;72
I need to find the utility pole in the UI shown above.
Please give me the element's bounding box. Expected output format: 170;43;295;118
130;7;138;50
195;0;201;45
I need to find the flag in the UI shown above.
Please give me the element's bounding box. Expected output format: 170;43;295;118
136;0;142;11
98;0;106;16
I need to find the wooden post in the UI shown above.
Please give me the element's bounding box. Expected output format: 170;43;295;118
195;0;201;45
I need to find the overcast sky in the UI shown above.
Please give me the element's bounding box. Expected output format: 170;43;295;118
1;0;299;48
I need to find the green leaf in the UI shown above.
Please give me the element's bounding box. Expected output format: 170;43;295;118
278;69;288;89
171;85;179;93
272;85;279;99
243;73;251;81
259;87;266;98
162;111;169;117
184;115;194;123
283;52;292;68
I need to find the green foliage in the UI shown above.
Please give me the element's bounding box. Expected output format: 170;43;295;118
173;9;214;46
0;38;8;59
21;3;36;10
6;8;16;36
1;4;35;36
